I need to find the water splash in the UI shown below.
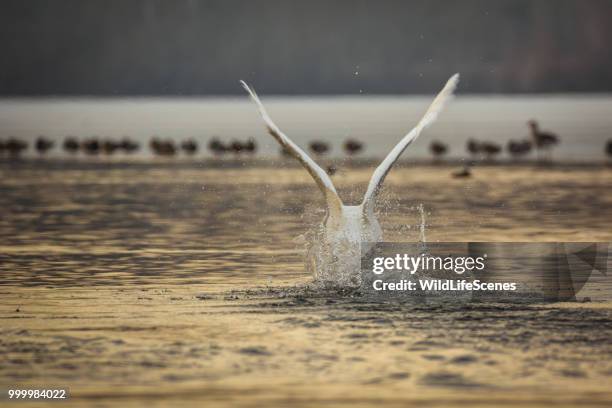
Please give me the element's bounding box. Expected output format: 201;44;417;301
241;75;459;290
306;205;381;289
418;203;427;244
305;202;434;289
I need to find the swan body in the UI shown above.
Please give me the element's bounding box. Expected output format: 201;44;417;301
241;75;459;286
307;204;382;287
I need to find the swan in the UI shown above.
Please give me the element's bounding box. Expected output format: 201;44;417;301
241;74;459;287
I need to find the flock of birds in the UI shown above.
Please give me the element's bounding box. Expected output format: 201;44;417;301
0;134;365;158
1;120;611;171
430;119;563;162
0;136;257;157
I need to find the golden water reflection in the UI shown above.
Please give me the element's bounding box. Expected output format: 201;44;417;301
1;161;611;407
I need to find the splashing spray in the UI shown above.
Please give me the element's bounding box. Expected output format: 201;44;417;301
241;75;459;287
418;204;428;255
418;204;427;244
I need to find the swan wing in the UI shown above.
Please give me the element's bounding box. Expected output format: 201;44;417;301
240;81;343;214
361;74;459;214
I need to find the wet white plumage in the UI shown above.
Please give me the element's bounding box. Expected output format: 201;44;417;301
240;81;343;217
361;74;459;215
241;74;459;286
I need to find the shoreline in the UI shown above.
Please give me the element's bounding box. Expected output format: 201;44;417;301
2;157;611;171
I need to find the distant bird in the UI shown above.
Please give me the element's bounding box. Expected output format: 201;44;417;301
606;140;612;158
528;120;559;159
326;164;338;176
244;137;257;154
467;139;481;159
150;138;176;156
208;138;227;156
480;142;501;160
309;141;330;156
82;138;101;155
230;140;245;154
343;139;363;156
102;139;120;155
119;138;139;153
452;165;472;178
35;137;54;155
6;138;28;157
429;140;448;161
507;139;532;159
63;137;80;154
181;139;198;155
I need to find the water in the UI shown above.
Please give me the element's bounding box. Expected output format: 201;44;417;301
1;161;612;406
1;95;612;161
2;161;610;286
418;203;427;244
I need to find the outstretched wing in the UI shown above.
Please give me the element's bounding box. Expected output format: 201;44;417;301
361;74;459;214
240;81;343;214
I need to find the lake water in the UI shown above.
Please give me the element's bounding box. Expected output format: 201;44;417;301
1;161;611;406
1;95;611;161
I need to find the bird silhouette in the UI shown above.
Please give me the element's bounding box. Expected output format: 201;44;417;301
480;142;502;161
507;139;532;160
180;139;198;155
208;138;227;156
528;120;559;161
230;140;245;154
309;141;330;156
102;139;120;155
244;137;257;154
35;137;54;155
326;164;338;176
466;139;481;160
6;138;28;157
343;139;363;156
429;140;448;161
82;138;101;155
63;137;80;154
150;138;176;156
119;138;139;153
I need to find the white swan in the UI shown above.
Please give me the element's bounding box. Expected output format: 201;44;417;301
241;74;459;287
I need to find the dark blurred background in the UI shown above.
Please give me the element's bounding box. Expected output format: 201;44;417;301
1;0;611;95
